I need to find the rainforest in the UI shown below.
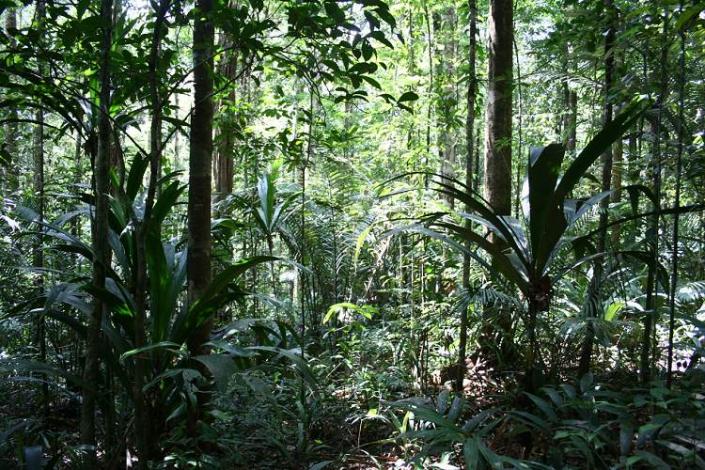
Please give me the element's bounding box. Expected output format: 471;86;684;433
1;0;705;468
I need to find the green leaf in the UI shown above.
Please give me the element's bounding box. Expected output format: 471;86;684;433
633;450;670;469
398;91;419;103
604;301;624;322
353;224;374;267
150;181;185;228
676;3;705;30
463;436;480;470
527;144;566;273
526;393;557;421
323;302;374;324
120;341;181;363
247;346;317;386
125;154;149;201
0;359;88;390
369;30;393;48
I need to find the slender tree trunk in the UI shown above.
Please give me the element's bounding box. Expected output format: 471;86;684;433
610;126;624;247
560;44;577;154
32;0;48;417
610;51;625;246
562;46;578;157
187;0;214;351
640;8;669;385
667;17;686;388
33;107;48;414
423;1;433;187
81;0;113;463
578;0;616;378
132;1;168;464
215;29;237;201
407;6;415;73
567;91;577;156
300;85;315;338
457;0;477;392
438;6;457;209
4;8;18;194
513;34;523;218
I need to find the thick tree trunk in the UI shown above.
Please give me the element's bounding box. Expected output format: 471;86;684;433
483;0;513;216
457;0;477;393
481;0;513;368
81;0;113;462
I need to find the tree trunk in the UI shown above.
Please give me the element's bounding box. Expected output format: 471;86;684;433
640;118;663;384
566;91;577;156
666;22;686;388
81;0;113;463
187;0;214;352
438;6;457;209
640;7;670;385
4;8;19;194
423;1;434;187
215;32;238;201
481;0;513;368
132;1;168;464
577;0;615;378
483;0;513;216
610;129;623;247
457;0;477;393
32;0;48;417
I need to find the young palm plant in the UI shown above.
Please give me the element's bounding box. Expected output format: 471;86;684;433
414;99;648;387
252;168;300;256
7;157;276;462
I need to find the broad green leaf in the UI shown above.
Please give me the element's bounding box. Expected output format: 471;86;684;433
398;91;419;103
120;341;181;363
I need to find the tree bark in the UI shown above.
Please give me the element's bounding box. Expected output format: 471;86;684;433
81;0;113;463
666;20;686;389
215;32;238;201
187;0;214;353
481;0;513;368
561;63;578;157
640;7;670;385
457;0;477;393
610;127;623;247
32;0;48;416
483;0;513;216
